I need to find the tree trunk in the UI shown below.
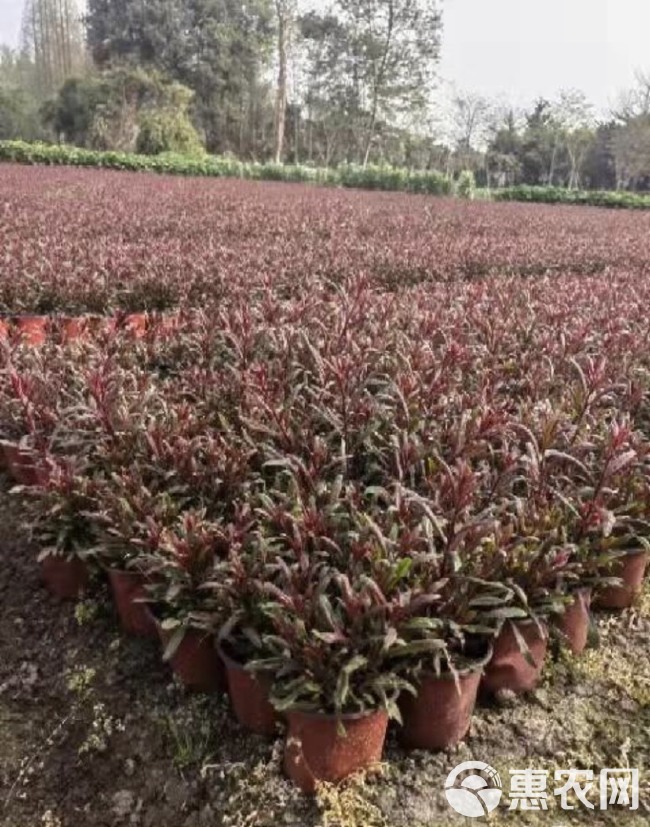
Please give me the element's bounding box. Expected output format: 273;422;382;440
362;0;394;168
362;105;378;168
548;137;558;186
273;1;290;164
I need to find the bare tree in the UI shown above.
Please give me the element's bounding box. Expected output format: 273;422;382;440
611;71;650;190
554;89;595;188
613;69;650;122
451;90;493;151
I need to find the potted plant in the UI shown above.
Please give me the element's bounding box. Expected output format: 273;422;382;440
477;527;566;694
142;509;226;693
593;524;650;610
19;461;96;599
91;472;185;638
52;315;88;344
11;315;49;346
213;516;284;737
391;572;508;751
550;421;649;612
397;452;550;696
339;485;506;753
0;363;57;485
591;458;650;610
245;561;411;793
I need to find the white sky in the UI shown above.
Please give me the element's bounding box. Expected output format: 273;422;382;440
440;0;650;114
1;0;649;116
0;0;21;47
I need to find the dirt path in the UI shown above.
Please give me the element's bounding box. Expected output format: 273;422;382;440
0;480;648;827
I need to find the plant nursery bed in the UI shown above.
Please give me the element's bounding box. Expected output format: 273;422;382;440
0;485;648;827
3;164;650;827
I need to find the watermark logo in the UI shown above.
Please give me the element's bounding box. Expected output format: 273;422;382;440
445;762;639;818
445;761;503;818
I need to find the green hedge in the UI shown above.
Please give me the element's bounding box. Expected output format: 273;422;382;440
493;184;650;210
4;141;650;208
0;140;455;196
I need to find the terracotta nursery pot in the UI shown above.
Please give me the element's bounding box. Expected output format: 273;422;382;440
57;316;87;343
41;555;89;600
85;315;114;336
399;661;485;751
157;623;225;693
481;619;548;694
594;551;649;610
108;569;158;638
284;708;388;794
2;443;48;486
0;441;20;474
12;315;48;346
219;646;279;736
146;312;179;337
556;588;592;655
122;313;148;338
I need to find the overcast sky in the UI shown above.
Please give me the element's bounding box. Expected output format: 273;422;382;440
0;1;21;47
1;0;648;114
441;0;649;113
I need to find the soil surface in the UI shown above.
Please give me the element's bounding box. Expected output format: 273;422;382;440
0;479;648;827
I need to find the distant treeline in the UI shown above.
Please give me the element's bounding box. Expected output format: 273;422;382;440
1;1;649;193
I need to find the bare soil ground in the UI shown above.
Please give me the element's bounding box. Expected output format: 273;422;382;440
0;479;648;827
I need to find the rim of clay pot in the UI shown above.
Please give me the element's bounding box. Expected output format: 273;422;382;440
616;548;649;559
502;616;548;635
39;549;86;563
418;643;494;682
11;314;48;323
217;642;268;675
103;563;146;577
156;609;215;640
283;706;389;723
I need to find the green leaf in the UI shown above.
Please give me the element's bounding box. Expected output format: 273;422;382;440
482;607;529;620
335;656;368;713
162;627;186;663
510;621;537;668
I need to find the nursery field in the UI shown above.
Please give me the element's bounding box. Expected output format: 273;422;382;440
1;164;650;827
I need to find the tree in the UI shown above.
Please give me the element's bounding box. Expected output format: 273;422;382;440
451;91;493;151
518;99;556;185
85;0;275;154
298;0;442;166
45;66;204;154
347;0;442;166
298;10;362;165
612;117;650;190
613;69;650;121
0;45;47;140
610;71;650;190
20;0;86;97
486;108;523;187
553;89;595;189
581;122;618;190
273;0;296;163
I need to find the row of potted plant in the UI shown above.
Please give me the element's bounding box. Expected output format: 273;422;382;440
5;425;647;792
4;158;649;321
0;312;184;346
1;279;649;791
11;454;647;792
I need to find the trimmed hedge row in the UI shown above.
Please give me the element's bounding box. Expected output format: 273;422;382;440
5;141;648;208
0;140;454;196
493;184;650;210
